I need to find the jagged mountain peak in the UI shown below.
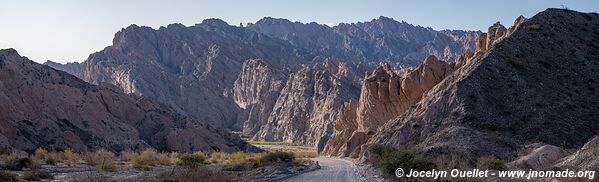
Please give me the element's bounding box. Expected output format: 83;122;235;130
255;17;295;25
0;48;20;60
201;18;231;27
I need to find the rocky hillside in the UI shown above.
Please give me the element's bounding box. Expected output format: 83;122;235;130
0;48;255;153
362;9;599;168
46;17;477;148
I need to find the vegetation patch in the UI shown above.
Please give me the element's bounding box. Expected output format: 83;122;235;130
84;149;117;172
130;148;171;171
0;171;17;182
477;156;507;170
368;144;436;176
177;152;207;168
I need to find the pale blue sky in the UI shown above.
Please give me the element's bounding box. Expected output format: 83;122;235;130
0;0;597;63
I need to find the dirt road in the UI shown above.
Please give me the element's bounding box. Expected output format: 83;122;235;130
281;157;360;182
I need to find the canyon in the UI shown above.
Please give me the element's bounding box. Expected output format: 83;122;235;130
46;17;478;150
38;8;599;172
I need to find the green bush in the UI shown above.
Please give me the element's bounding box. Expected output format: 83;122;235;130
368;144;397;159
0;171;17;182
478;157;507;170
177;153;206;167
259;151;294;164
369;145;437;176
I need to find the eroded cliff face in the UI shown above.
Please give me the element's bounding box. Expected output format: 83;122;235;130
235;60;372;150
367;9;599;168
233;59;287;136
0;49;256;153
78;21;315;130
323;55;455;156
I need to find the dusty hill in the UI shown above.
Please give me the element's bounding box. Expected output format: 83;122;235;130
366;8;599;168
0;48;256;153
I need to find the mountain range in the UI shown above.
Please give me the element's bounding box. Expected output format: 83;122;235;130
45;16;478;151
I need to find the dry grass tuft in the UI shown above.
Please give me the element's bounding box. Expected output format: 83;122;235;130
130;148;172;171
84;149;117;172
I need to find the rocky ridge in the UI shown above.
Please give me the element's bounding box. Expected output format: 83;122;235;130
248;16;479;66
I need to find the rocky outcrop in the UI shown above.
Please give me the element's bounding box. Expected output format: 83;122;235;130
0;49;256;153
555;136;599;170
323;55;454;156
510;145;569;170
475;16;528;55
368;9;599;168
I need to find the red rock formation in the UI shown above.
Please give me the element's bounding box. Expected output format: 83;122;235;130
323;55;454;156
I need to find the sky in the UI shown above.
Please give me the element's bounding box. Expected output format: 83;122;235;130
0;0;597;64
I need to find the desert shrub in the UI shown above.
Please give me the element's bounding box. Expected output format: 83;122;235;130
45;152;63;165
0;171;17;182
4;157;34;171
209;152;226;163
33;148;65;165
177;153;206;167
63;149;81;165
34;148;48;160
84;149;117;172
270;148;317;159
222;152;264;171
478;157;507;170
369;145;436;176
1;150;32;170
130;148;172;171
22;170;53;180
259;151;294;164
119;150;136;162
